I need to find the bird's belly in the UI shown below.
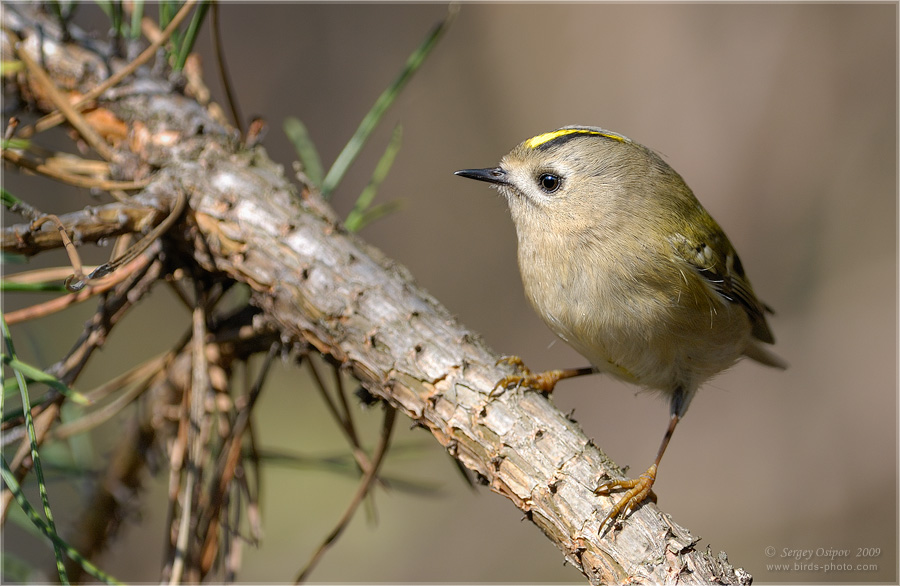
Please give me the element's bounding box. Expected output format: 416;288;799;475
526;274;750;393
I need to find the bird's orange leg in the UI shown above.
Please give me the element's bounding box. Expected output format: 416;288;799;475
491;356;594;396
595;412;680;533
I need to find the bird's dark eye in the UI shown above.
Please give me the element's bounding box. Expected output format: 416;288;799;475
538;173;562;194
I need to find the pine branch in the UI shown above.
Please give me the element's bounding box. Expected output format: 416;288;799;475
1;8;751;584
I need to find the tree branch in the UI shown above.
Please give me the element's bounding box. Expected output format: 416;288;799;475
1;8;751;584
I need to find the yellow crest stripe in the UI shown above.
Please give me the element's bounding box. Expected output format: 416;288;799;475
524;127;628;150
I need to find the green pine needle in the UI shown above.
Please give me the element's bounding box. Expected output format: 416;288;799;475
2;188;22;208
173;1;210;71
1;138;30;150
1;459;122;585
129;1;145;40
284;117;325;189
345;124;404;232
1;280;70;293
1;317;67;582
1;355;91;406
320;6;457;199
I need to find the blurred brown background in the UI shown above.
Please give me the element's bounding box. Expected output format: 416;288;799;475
4;3;897;583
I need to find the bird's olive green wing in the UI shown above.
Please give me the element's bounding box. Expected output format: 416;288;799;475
669;229;775;344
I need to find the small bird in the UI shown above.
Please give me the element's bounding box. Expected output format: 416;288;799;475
455;125;785;532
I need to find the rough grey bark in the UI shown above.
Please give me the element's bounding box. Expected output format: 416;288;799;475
2;7;751;584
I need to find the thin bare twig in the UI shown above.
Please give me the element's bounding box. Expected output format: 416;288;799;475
199;344;278;576
12;30;115;160
294;405;397;583
1;250;163;521
48;352;173;441
0;148;149;190
306;358;359;449
3;251;152;325
1;265;98;286
305;358;383;485
22;0;199;137
331;363;359;447
244;398;263;542
52;256;163;385
210;2;244;136
168;301;210;585
4;116;19;140
28;214;87;286
67;188;188;291
2;199;163;257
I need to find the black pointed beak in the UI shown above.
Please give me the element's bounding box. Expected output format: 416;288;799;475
454;167;509;186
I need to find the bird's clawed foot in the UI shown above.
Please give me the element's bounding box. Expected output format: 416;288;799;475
594;464;658;533
491;356;589;397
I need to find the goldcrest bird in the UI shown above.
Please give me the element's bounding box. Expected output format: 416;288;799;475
455;125;785;532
